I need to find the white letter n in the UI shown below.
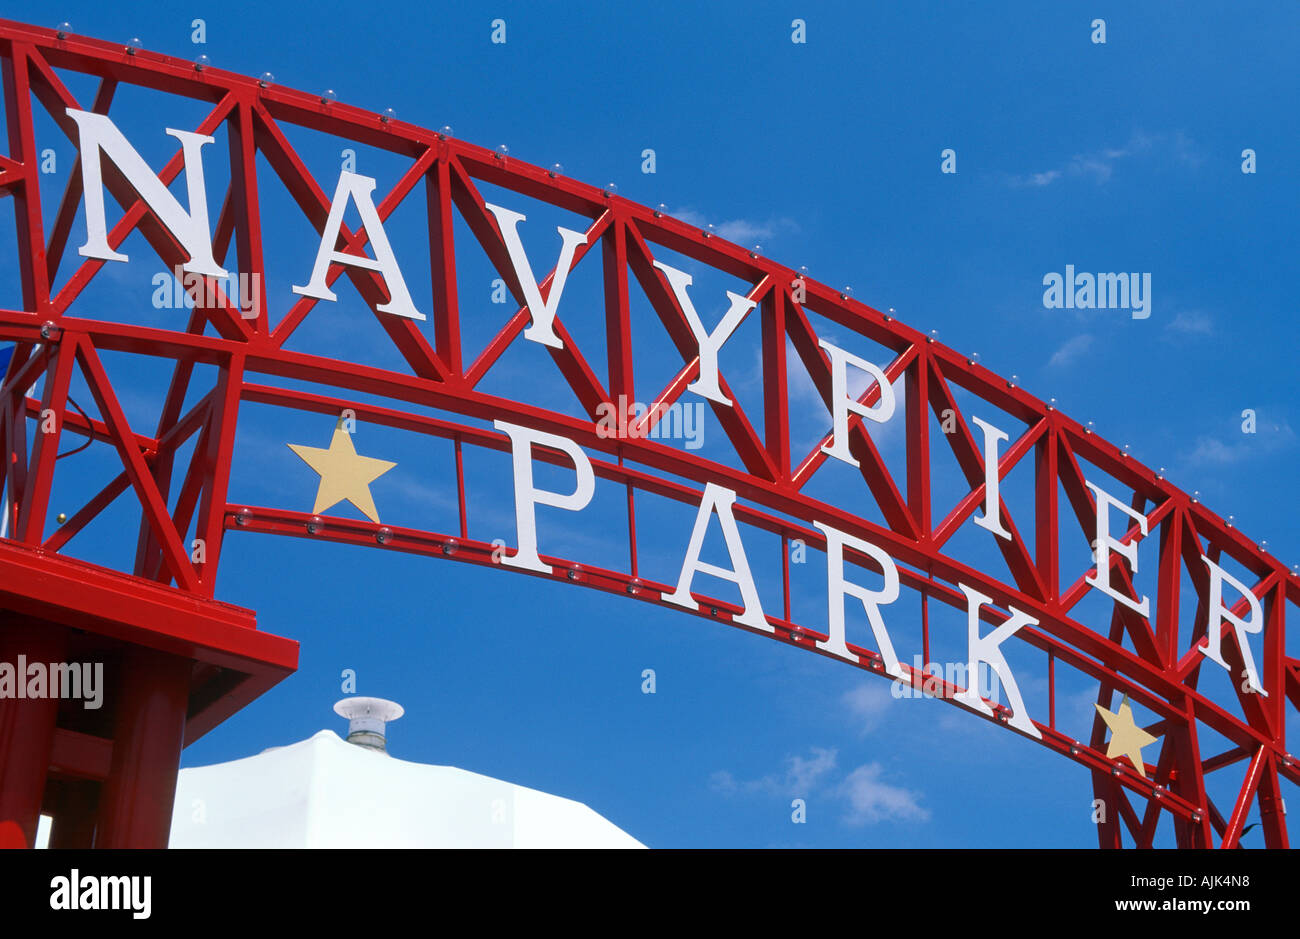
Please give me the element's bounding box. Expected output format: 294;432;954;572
69;108;227;277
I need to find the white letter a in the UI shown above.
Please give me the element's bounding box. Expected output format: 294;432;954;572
293;171;424;320
664;483;770;632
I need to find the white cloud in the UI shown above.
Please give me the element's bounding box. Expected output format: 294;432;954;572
1165;310;1212;336
841;682;894;735
837;763;931;826
1023;170;1060;187
1047;333;1093;368
1185;436;1241;466
708;770;738;795
1172;131;1205;167
786;747;839;792
1183;414;1295;467
711;746;839;796
711;747;928;826
670;208;800;247
1007;131;1190;188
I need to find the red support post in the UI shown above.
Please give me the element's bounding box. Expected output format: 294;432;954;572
1;44;52;314
604;218;634;409
15;334;76;543
427;155;462;376
94;646;192;849
905;349;930;540
46;779;99;848
0;618;66;847
762;287;790;480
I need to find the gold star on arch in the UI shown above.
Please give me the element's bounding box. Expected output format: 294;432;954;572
1094;695;1159;777
288;420;396;524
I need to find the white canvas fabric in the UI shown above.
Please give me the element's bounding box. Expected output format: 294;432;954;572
167;729;644;849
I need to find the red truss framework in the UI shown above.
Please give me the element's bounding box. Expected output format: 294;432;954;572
0;19;1295;849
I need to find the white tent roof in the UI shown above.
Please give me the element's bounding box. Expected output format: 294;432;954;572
168;729;644;848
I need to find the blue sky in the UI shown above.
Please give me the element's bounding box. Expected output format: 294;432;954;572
2;1;1297;846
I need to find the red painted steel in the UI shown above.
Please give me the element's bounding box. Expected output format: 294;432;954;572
0;20;1294;849
94;647;191;848
0;620;65;847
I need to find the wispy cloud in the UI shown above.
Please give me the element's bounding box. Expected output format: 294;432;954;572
1164;310;1213;336
711;746;928;827
841;682;894;736
1170;131;1205;168
709;746;838;796
837;763;931;825
1183;412;1296;467
1021;170;1061;187
1006;131;1195;188
787;748;840;792
1047;333;1094;368
671;208;800;247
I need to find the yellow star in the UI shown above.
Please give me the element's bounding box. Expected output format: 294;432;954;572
1094;695;1159;777
288;421;396;524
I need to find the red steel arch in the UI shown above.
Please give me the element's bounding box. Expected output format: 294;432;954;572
0;19;1295;849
